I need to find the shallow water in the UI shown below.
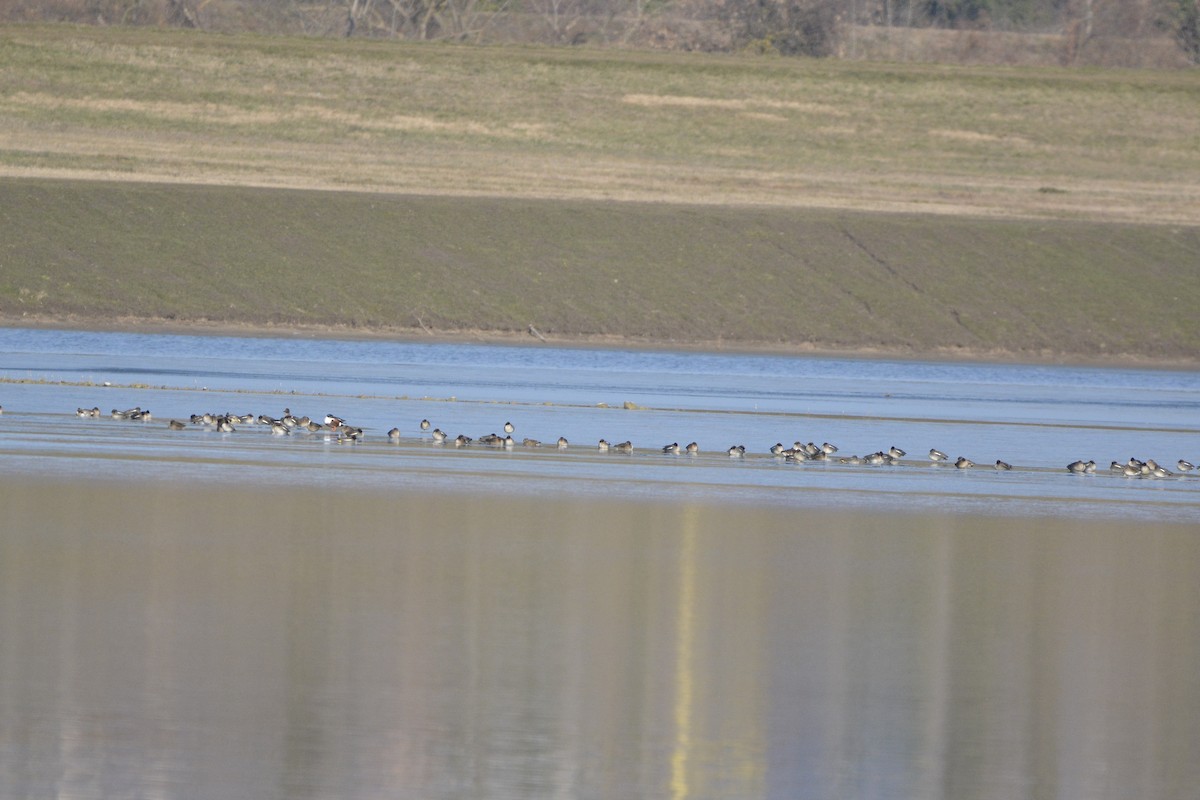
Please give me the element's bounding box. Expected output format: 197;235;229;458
1;327;1199;799
1;327;1199;518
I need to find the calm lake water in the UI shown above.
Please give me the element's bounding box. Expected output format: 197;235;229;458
1;327;1198;799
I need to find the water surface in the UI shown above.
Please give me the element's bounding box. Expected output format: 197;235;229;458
1;327;1198;800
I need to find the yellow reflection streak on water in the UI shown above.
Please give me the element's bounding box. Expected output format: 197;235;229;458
670;505;698;800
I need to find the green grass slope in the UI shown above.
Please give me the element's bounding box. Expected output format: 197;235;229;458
3;179;1198;360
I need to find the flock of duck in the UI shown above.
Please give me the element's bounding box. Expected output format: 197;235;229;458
68;404;1199;480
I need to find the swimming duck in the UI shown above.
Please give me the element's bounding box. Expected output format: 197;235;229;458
1177;459;1195;472
420;419;431;431
432;428;448;442
77;406;101;418
387;427;402;441
504;422;514;433
929;449;948;462
167;419;186;430
685;442;699;455
994;460;1012;470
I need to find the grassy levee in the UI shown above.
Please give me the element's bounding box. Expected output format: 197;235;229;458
4;178;1199;360
1;25;1199;360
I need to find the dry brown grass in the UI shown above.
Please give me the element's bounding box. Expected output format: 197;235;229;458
0;25;1198;225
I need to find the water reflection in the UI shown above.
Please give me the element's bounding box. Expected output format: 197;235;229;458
2;481;1196;799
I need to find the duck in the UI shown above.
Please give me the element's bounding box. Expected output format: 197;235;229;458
727;445;746;457
822;442;838;454
685;442;699;455
167;419;187;430
431;428;448;442
306;420;324;433
504;421;514;433
888;446;906;459
769;443;784;456
77;406;101;418
662;442;681;454
1066;460;1095;474
324;414;345;429
216;416;236;433
994;460;1012;470
929;449;948;462
1177;459;1195;472
522;438;541;447
387;427;402;441
612;441;633;454
955;457;975;469
557;437;569;449
270;421;290;435
420;419;431;431
503;435;516;448
597;439;610;452
1122;464;1141;477
454;434;472;446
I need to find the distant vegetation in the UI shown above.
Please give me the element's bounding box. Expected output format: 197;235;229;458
3;0;1197;68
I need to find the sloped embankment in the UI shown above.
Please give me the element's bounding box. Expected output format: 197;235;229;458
3;179;1198;361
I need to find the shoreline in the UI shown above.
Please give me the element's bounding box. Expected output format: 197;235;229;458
5;314;1198;371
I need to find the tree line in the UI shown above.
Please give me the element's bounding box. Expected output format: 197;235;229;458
11;0;1200;64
